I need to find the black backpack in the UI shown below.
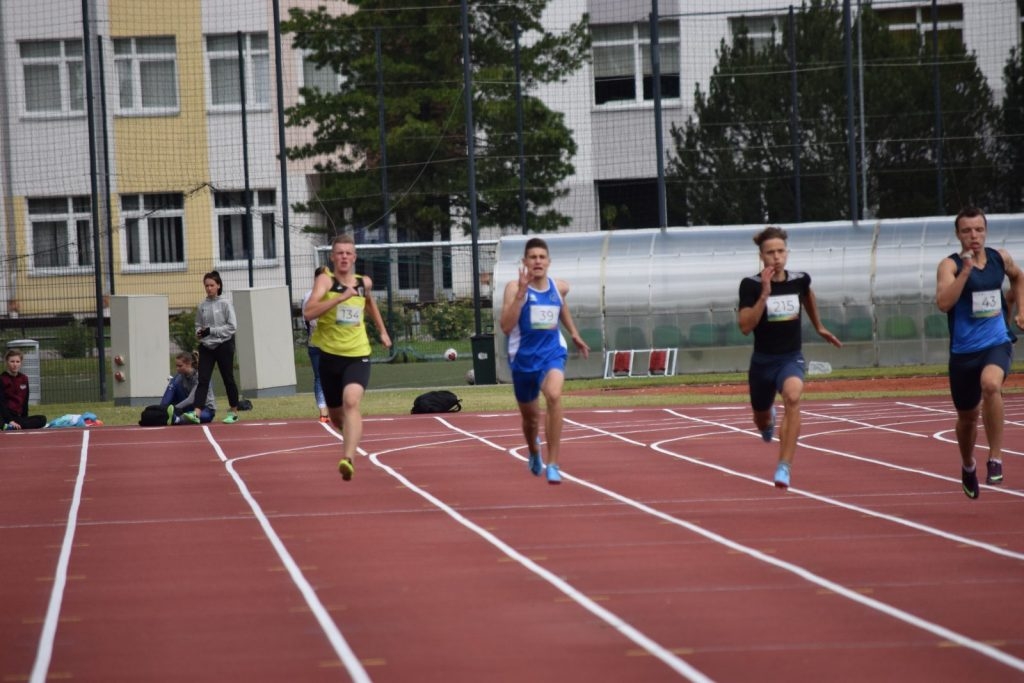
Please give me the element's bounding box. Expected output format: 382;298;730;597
410;390;462;415
138;404;169;426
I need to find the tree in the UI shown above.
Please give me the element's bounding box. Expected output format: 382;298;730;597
668;0;1005;225
282;1;588;300
1001;46;1024;212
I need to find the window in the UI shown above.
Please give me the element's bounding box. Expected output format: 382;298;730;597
206;33;270;110
121;193;185;268
113;36;178;113
875;3;963;51
729;15;783;53
301;53;342;96
27;196;92;270
214;190;277;263
20;40;84;115
592;21;680;106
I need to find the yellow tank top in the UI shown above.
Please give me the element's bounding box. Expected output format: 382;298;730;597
310;274;371;357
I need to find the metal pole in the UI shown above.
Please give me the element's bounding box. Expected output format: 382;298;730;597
842;0;859;223
82;0;107;400
237;32;254;287
931;0;944;212
460;0;482;336
272;0;293;301
375;28;394;329
514;23;528;234
96;35;115;295
650;0;667;229
856;0;869;218
787;7;802;223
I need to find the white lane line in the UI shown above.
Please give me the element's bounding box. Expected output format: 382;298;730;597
559;415;1024;675
356;417;712;683
201;426;371;683
651;410;1024;555
29;431;90;683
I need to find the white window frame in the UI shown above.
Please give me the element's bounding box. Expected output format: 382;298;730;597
213;189;278;268
26;196;93;273
728;15;784;53
113;36;179;115
874;3;964;48
205;32;271;112
592;21;680;108
300;51;343;98
19;39;84;117
120;193;186;272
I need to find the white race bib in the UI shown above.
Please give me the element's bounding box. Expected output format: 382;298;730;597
529;304;559;330
766;294;800;322
971;290;1000;319
335;304;363;326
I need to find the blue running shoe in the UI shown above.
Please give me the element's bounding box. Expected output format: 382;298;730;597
546;463;562;485
528;437;543;476
773;462;790;489
761;406;776;443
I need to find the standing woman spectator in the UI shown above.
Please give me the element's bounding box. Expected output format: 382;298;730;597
304;235;392;481
194;271;241;424
1;349;47;430
301;266;331;423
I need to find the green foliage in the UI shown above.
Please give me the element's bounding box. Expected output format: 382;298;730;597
281;2;588;241
668;0;1008;224
169;309;197;353
422;301;474;341
56;321;92;359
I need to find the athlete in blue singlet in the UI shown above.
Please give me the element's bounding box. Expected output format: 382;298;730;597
500;237;590;484
936;206;1024;499
738;226;842;490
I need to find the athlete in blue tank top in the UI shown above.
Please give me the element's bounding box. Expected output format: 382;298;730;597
499;237;590;485
936;206;1024;499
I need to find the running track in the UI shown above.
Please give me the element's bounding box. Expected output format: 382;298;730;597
2;395;1023;682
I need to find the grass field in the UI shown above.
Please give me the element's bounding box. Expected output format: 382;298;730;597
25;361;1020;428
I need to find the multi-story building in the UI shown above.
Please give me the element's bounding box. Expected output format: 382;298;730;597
1;1;1021;318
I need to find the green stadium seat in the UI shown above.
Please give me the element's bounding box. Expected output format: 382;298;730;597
687;322;719;347
924;313;949;338
614;326;647;350
846;317;874;341
722;322;749;346
882;315;918;340
652;324;684;348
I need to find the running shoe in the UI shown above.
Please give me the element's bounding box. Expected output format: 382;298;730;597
166;404;175;424
761;406;776;443
986;460;1003;485
182;411;200;424
528;437;543;476
773;462;791;489
338;458;355;481
962;466;979;500
546;463;562;485
223;414;239;424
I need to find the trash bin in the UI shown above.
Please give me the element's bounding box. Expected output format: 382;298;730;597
7;339;41;405
470;333;496;385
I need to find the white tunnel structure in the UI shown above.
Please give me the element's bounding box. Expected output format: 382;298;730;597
491;214;1024;382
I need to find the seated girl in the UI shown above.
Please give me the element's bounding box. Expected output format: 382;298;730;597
160;351;216;424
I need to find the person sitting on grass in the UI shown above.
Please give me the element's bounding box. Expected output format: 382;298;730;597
160;351;216;425
1;349;47;431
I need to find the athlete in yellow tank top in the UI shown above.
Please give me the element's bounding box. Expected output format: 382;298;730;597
303;235;392;482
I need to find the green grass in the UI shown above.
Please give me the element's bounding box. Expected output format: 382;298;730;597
32;362;1008;427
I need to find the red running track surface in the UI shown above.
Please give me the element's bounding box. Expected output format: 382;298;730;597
1;395;1023;682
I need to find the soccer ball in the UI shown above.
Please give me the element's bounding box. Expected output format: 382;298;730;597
465;369;475;385
444;347;458;361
